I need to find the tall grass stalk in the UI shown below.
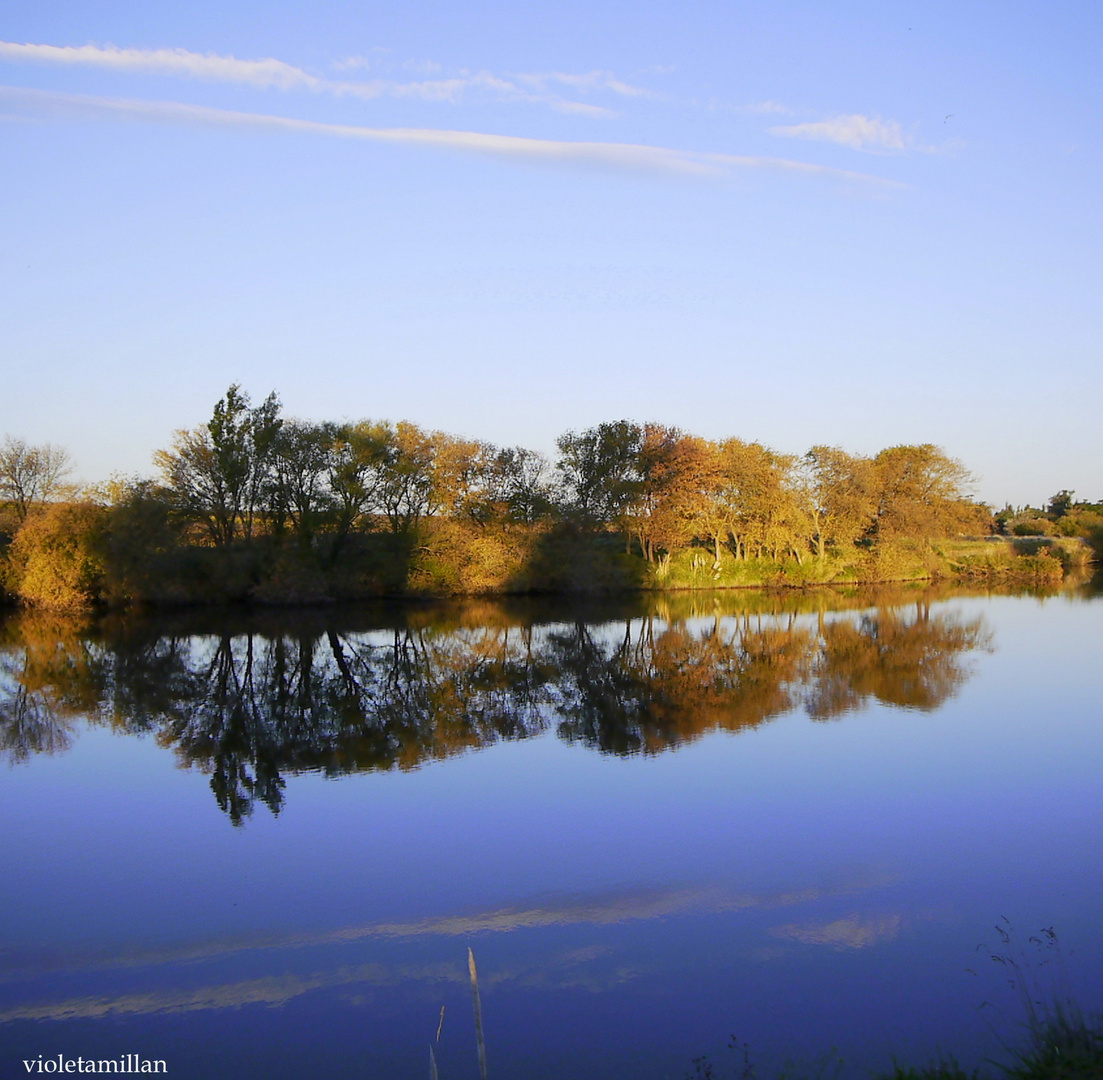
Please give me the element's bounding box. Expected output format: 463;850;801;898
972;920;1103;1079
469;947;488;1080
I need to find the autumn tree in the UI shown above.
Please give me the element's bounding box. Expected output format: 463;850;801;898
431;434;500;524
800;446;878;559
630;425;715;562
870;444;974;542
0;437;72;523
704;439;802;561
6;501;106;608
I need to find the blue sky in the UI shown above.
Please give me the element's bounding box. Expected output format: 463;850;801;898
1;0;1100;505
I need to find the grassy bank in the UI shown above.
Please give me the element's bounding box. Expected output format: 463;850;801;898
0;504;1094;609
644;537;1087;591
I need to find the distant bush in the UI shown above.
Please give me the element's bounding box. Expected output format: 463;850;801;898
1012;519;1054;537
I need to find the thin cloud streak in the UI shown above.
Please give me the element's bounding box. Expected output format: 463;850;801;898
0;85;904;187
0;40;321;90
512;69;657;99
0;954;630;1023
770;113;909;152
0;40;640;115
0;876;903;1023
0;872;901;983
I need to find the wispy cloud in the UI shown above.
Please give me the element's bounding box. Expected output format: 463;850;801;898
0;871;901;982
0;85;904;187
512;69;656;99
0;40;321;90
330;50;388;73
769;113;909;152
0;40;645;117
770;912;902;949
0;953;632;1022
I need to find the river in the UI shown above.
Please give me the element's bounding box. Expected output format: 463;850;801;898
1;584;1100;1078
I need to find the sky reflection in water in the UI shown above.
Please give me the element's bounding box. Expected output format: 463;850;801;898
1;587;1101;1079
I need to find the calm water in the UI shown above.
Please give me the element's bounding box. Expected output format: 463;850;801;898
1;586;1101;1079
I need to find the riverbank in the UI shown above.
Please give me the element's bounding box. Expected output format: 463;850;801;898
0;508;1094;609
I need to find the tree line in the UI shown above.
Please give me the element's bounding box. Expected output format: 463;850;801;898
0;385;1094;607
150;385;983;556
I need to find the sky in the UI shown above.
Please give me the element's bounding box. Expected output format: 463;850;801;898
1;1;1100;507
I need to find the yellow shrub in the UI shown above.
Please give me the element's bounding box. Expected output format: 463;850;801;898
8;503;106;609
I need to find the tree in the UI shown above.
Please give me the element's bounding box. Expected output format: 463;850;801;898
800;446;878;559
268;420;334;547
1047;490;1075;519
703;439;800;561
630;425;714;562
0;438;72;523
155;385;282;546
486;447;554;524
555;421;643;527
870;444;974;542
431;434;498;524
7;501;105;608
376;422;437;534
326;420;392;552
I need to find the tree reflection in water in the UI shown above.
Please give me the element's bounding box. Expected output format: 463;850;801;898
0;590;992;823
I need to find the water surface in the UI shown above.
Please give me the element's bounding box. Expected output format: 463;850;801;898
1;586;1101;1078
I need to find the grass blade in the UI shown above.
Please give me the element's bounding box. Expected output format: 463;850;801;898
469;947;488;1080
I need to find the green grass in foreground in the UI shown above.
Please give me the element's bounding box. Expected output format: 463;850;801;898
685;1018;1103;1080
685;923;1103;1080
882;1012;1103;1079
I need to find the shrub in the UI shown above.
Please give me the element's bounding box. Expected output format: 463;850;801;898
7;502;107;609
1012;520;1053;537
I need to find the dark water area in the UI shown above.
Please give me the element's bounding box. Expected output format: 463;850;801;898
1;585;1101;1078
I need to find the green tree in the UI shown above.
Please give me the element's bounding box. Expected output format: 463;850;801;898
155;385;282;546
326;420;392;553
486;447;554;524
555;421;643;527
96;479;183;604
268;419;335;548
377;421;437;534
1047;490;1075;519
